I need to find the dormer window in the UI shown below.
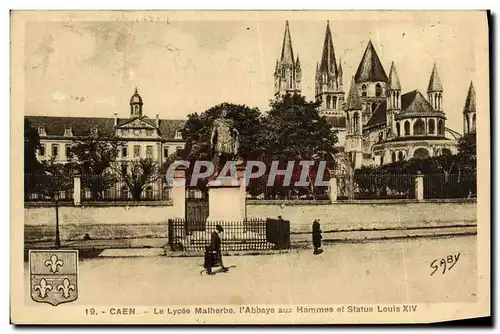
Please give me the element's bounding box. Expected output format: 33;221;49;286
174;130;182;139
64;127;73;137
91;127;98;137
38;126;46;136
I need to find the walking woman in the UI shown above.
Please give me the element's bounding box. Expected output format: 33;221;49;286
312;219;323;255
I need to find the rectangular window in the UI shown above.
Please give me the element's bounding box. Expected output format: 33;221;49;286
52;144;59;157
134;145;140;157
174;130;182;139
39;144;45;156
122;146;128;158
176;146;183;156
38;127;46;136
64;127;72;137
146;129;154;136
146;145;153;158
65;144;70;158
164;147;169;159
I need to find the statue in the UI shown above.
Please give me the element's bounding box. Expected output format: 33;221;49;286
210;109;240;174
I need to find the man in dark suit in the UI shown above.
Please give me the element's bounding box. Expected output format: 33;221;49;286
204;225;226;275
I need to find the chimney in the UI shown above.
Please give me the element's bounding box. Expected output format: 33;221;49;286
114;112;118;127
156;114;160;127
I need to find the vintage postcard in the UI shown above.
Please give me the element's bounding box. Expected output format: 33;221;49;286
11;10;490;324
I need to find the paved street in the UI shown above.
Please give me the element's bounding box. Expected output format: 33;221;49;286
25;236;477;306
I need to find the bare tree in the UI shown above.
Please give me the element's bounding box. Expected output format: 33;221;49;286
118;158;159;201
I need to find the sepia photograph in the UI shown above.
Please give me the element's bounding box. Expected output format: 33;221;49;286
10;10;490;324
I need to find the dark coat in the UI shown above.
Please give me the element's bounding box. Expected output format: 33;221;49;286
312;221;322;248
204;231;222;268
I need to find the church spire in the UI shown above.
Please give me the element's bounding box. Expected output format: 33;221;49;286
464;81;476;113
427;62;443;92
346;76;362;110
280;20;295;65
387;61;401;90
318;20;338;77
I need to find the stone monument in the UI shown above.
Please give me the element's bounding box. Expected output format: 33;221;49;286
207;110;246;223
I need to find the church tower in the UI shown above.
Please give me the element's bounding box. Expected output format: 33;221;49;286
345;76;363;169
315;21;344;117
463;81;476;134
130;87;143;118
274;21;301;99
427;62;443;112
386;61;401;138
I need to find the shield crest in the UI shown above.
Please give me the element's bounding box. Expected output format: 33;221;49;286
30;250;78;306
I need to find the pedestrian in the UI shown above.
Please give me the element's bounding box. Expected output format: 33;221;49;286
312;219;323;255
204;224;226;275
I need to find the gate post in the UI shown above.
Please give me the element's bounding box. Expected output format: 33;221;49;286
329;177;337;202
415;171;424;201
171;166;186;218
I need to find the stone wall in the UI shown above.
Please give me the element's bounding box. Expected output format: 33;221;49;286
246;201;477;233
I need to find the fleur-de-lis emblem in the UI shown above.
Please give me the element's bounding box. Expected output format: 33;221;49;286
57;278;75;299
34;278;53;298
44;254;64;273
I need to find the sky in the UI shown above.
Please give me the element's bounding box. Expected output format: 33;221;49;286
23;11;486;134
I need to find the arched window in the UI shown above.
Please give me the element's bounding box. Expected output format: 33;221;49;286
398;151;404;161
396;122;401;137
380;155;384;166
404;121;410;136
413;148;430;159
441;148;452;156
466;117;470;133
414;118;425;135
375;83;382;97
120;186;129;200
391;152;396;163
437;119;444;135
145;186;154;200
353;112;360;134
361;84;367;97
371;103;377;113
396;91;400;108
472;114;476;131
162;186;171;200
428;119;436;134
326;95;331;109
332;96;337;110
378;132;383;142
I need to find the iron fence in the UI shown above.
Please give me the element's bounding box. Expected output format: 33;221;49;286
80;174;171;202
24;173;74;202
246;182;330;201
423;173;477;199
336;174;416;200
168;218;290;251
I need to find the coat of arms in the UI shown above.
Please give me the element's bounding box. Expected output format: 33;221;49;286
29;250;78;306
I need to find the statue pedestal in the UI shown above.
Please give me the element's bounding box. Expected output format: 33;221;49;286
207;166;246;226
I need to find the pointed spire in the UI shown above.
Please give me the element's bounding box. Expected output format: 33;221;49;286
463;81;476;113
318;20;338;76
354;40;388;83
274;59;279;74
427;62;443;92
387;61;401;90
280;20;295;65
296;55;301;67
338;57;343;76
134;86;138;94
345;76;362;110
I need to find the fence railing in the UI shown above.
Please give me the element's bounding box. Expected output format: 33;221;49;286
246;182;330;201
337;174;416;200
423;173;477;199
168;218;290;252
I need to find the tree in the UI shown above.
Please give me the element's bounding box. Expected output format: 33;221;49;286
71;135;121;200
35;158;74;200
258;94;338;198
457;132;477;173
118;158;159;201
24;119;42;174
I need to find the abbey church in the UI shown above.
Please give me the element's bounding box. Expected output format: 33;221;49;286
273;21;475;173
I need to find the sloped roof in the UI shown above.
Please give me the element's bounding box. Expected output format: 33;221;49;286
318;21;338;76
463;81;476;113
387;62;401;90
354;40;388;83
396;90;445;120
365;101;387;128
25;115;185;140
280;21;295;65
345;76;362;110
427;62;443;92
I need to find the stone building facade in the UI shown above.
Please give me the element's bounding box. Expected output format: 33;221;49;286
26;88;186;166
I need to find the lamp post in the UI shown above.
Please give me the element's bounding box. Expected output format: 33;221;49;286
54;192;61;248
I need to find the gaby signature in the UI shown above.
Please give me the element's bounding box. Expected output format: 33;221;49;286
430;253;460;276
